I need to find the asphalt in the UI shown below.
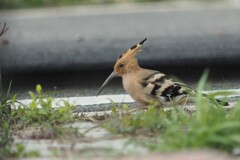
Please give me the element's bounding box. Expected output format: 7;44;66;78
1;2;240;73
0;2;240;99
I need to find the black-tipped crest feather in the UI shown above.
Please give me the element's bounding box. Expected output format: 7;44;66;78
118;38;147;59
139;38;147;45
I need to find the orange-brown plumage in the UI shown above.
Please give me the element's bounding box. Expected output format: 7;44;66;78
114;38;145;76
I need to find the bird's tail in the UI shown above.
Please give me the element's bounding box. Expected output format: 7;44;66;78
202;93;229;106
215;98;229;106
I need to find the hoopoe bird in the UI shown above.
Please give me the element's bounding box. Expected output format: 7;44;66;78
97;38;228;108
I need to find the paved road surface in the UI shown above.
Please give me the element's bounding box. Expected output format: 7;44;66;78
1;2;240;73
0;1;240;99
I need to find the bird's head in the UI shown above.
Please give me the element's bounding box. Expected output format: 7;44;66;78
96;38;147;96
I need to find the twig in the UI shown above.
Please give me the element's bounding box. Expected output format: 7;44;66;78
0;22;9;37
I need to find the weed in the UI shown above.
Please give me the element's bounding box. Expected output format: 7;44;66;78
0;82;76;158
0;72;29;158
10;84;74;129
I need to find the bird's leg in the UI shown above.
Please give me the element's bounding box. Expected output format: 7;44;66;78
182;95;189;106
144;100;165;110
140;102;149;110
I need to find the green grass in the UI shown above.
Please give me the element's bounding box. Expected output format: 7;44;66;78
0;71;15;158
0;77;76;158
103;70;240;154
10;85;74;129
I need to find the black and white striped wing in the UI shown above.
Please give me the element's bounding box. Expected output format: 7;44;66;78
141;71;195;103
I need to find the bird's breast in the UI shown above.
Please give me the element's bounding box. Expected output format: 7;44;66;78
122;73;148;104
122;74;138;96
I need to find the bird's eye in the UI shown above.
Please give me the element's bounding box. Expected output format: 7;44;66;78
119;63;124;68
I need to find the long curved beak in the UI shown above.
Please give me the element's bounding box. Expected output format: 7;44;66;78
96;71;118;96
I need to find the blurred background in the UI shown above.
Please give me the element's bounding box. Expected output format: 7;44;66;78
0;0;240;98
1;0;231;9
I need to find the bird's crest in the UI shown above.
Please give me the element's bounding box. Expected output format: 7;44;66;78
118;38;147;59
